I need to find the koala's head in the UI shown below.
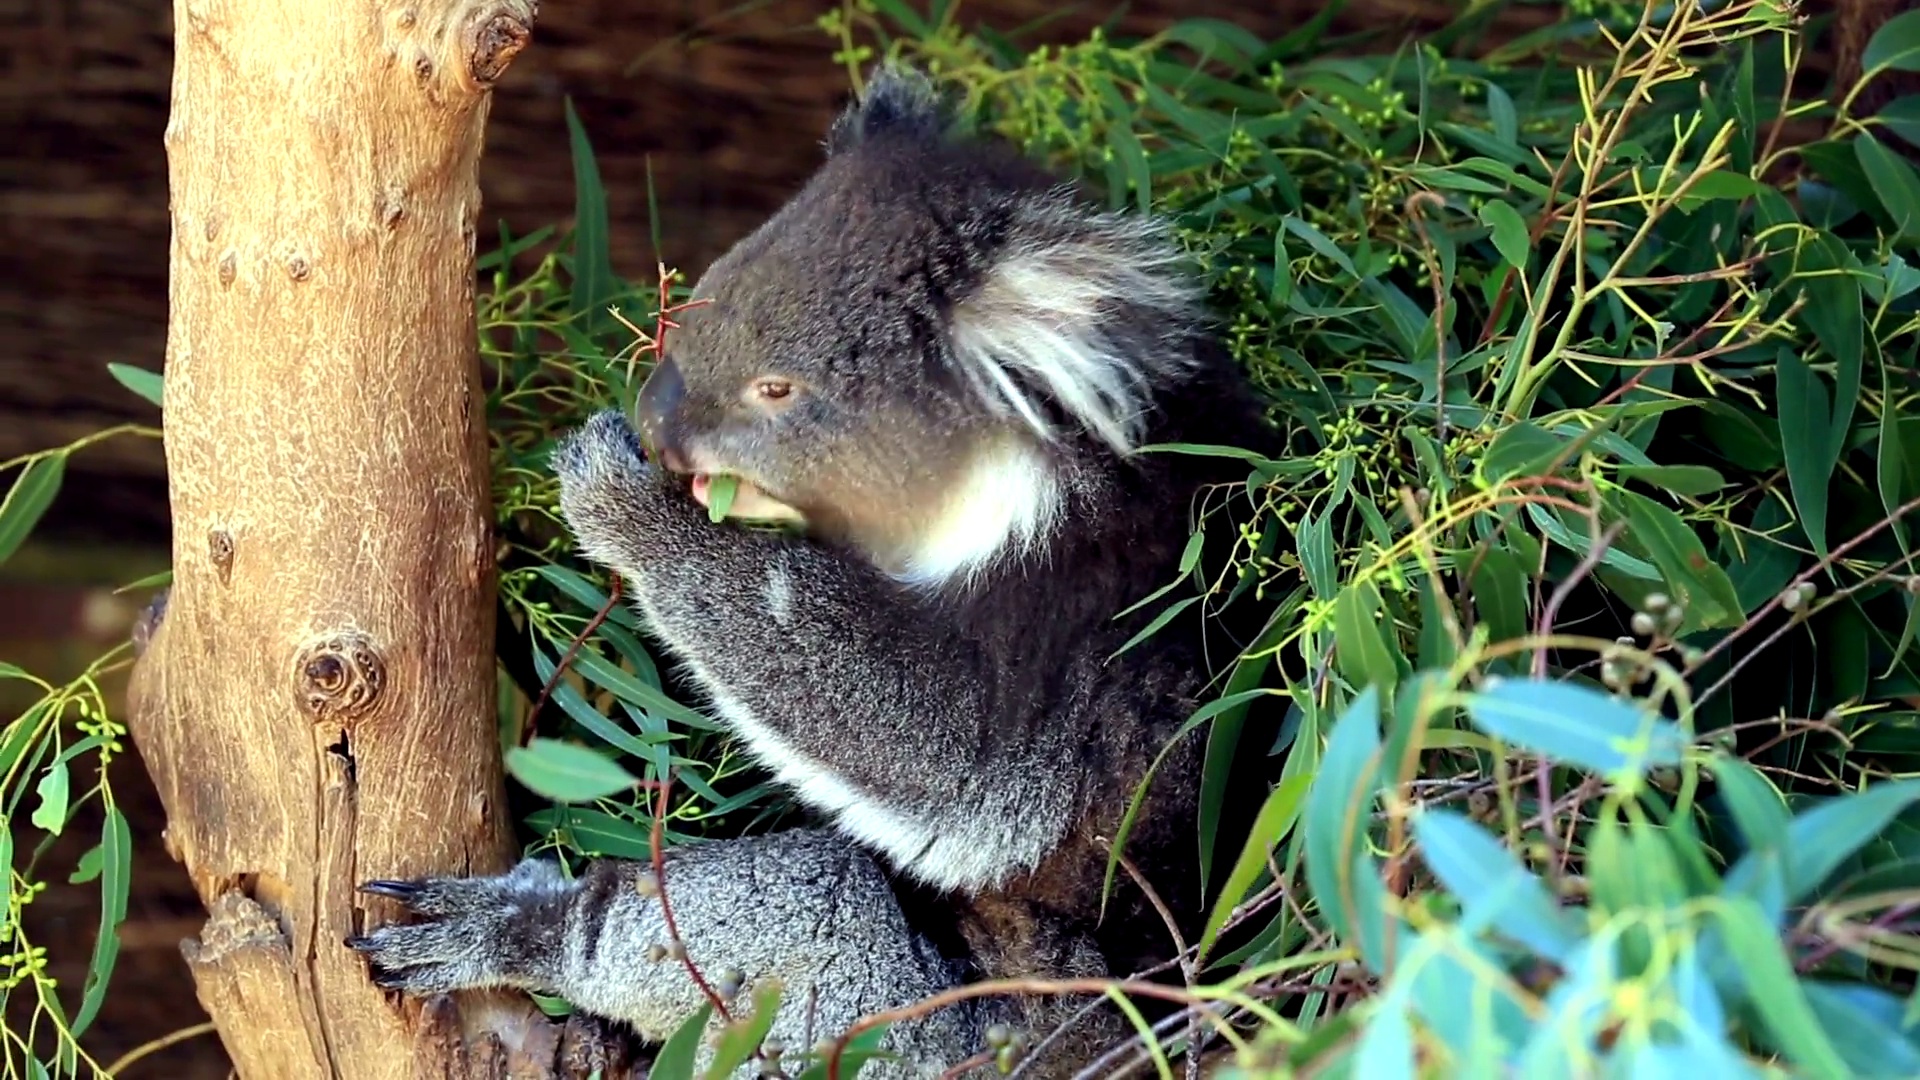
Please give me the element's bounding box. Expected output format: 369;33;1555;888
633;64;1207;589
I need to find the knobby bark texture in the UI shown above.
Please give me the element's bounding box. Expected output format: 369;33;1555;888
122;1;629;1076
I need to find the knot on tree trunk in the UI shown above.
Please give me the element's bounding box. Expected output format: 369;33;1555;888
468;5;537;85
297;631;389;722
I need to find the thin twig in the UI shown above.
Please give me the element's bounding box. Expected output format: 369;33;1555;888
520;573;624;748
644;773;734;1024
104;1021;220;1075
1111;848;1192;979
1692;496;1920;703
823;977;1244;1080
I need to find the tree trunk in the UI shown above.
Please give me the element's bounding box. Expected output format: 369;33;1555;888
122;1;595;1076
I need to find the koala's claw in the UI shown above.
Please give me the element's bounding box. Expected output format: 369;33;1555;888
348;909;500;995
357;879;422;901
348;863;572;997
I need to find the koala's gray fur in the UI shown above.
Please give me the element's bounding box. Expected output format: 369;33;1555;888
352;62;1278;1078
352;830;982;1078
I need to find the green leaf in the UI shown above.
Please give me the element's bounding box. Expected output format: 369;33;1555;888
1713;898;1850;1079
1477;421;1565;485
29;760;69;835
1616;464;1729;496
1301;508;1337;600
523;807;655;860
1198;773;1310;960
563;98;615;337
704;474;739;522
69;841;105;885
68;805;131;1037
1863;10;1920;74
1282;215;1360;279
1463;676;1686;776
791;1025;894;1080
1485;82;1518;145
703;979;785;1079
650;1001;713;1080
1878;412;1920;554
1333;579;1400;694
1671;167;1770;211
1412;808;1578;962
0;455;67;567
505;738;639;803
1618;490;1745;629
1479;200;1531;270
532;564;638;629
1468;544;1530;645
106;362;164;408
1882;96;1920;149
1855;133;1920;241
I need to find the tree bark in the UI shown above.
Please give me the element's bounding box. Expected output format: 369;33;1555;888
123;1;587;1076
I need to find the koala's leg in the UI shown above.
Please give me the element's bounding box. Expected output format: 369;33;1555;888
954;898;1137;1079
349;828;979;1078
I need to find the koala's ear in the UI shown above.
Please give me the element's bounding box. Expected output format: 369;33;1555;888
825;62;947;157
946;209;1205;456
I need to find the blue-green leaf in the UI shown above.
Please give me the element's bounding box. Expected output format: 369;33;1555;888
1412;808;1579;962
106;362;164;408
1463;677;1686;776
1722;778;1920;916
1303;686;1384;948
1799;981;1920;1078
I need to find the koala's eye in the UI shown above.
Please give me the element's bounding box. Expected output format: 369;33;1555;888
750;377;795;402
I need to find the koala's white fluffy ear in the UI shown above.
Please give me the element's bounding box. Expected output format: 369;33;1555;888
825;63;948;156
947;204;1205;456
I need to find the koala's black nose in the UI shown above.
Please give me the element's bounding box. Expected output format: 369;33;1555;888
635;357;692;473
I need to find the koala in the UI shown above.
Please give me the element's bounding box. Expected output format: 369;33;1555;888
351;64;1278;1078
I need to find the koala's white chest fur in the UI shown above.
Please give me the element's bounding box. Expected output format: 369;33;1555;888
693;674;1018;894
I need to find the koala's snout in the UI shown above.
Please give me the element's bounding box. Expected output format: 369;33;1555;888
635;357;692;473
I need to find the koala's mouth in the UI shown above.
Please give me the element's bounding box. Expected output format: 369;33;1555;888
690;473;808;527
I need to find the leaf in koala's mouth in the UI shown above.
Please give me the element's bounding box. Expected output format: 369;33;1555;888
691;473;808;529
701;473;738;523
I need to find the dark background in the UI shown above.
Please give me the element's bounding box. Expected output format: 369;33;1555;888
0;0;1887;1074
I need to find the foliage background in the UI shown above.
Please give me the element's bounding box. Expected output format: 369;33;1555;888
10;0;1920;1075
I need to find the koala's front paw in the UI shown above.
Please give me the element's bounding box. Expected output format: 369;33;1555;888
552;409;651;490
552;410;694;576
348;859;572;996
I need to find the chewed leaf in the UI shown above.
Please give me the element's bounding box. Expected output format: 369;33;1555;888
1463;676;1686;776
705;474;739;522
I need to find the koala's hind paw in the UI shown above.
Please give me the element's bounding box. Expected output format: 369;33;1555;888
348;860;572;996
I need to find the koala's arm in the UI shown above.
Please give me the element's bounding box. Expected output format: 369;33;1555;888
553;412;1081;890
350;829;977;1079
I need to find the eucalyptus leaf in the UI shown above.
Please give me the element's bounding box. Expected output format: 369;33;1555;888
1464;676;1686;775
